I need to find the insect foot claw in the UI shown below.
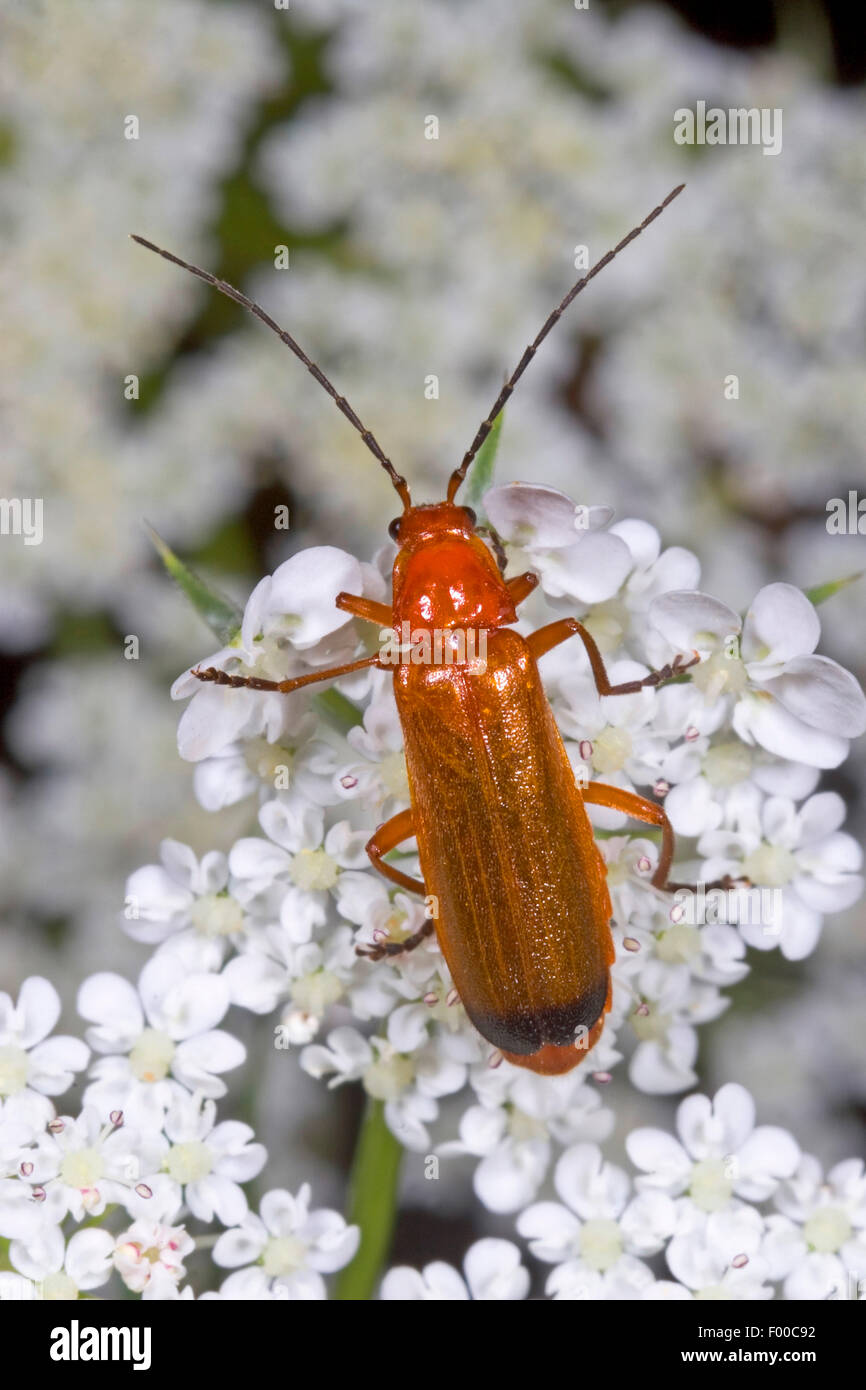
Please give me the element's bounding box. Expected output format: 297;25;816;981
644;650;702;689
192;666;245;688
355;942;385;961
672;650;701;675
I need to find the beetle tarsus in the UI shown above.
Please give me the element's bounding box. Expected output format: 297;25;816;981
356;919;435;961
641;650;701;689
192;666;275;691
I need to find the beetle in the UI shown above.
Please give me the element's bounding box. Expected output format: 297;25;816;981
134;183;714;1075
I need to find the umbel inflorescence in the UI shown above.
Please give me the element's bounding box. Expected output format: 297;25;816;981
2;486;864;1299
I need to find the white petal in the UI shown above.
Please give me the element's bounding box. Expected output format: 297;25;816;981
762;656;866;737
629;1029;698;1094
554;1144;628;1220
27;1036;90;1094
483;484;613;547
193;754;258;811
610;518;660;569
794;873;863;915
649;591;739;653
741;583;820;672
463;1238;529;1300
665;779;723;837
77;973;144;1050
8;1224;65;1280
784;1252;846;1301
678;1083;753;1159
516;1201;580;1261
223;955;286;1015
213;1217;267;1269
733;693;849;769
473;1141;549;1214
381;1263;467;1300
259;798;324;854
266;547;362;648
735;1127;800;1200
625;1129;691;1191
797;792;847;843
17;977;61;1048
538;531;632;603
65;1228;115;1289
177;686;262;763
139;955;229;1038
173;1031;245;1091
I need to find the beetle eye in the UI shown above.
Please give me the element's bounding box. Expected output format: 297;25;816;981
388;516;402;542
463;507;477;528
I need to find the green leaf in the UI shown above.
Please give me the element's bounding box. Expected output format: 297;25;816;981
145;522;243;645
805;572;863;607
464;409;504;516
334;1098;403;1301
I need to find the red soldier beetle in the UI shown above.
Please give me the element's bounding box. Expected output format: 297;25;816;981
134;182;723;1075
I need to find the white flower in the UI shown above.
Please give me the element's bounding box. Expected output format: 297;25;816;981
335;682;411;814
122;838;244;959
160;1090;266;1227
0;977;89;1101
696;789;863;960
627;1083;800;1208
6;1226;115;1300
26;1107;165;1223
483;485;633;603
381;1238;529;1301
193;721;340;814
78;957;244;1123
664;1203;773;1300
213;1185;359;1299
301;1026;465;1151
650;584;866;768
664;745;819;839
774;1155;866;1301
229;801;369;944
171;547;383;764
113;1218;195;1298
518;1143;675;1299
225;924;356;1030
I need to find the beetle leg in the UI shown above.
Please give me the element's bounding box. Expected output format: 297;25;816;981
357;919;435;961
581;782;747;895
527;617;699;695
506;571;539;605
336;592;394;627
364;809;425;894
358;809;436;960
193;652;381;693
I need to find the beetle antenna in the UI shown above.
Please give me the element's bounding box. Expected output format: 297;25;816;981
446;184;685;504
130;235;412;510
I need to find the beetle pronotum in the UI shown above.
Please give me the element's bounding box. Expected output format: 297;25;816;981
134;183;725;1075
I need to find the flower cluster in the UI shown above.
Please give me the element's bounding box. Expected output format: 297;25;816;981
0;973;357;1300
389;1085;866;1300
1;488;863;1297
3;0;865;1301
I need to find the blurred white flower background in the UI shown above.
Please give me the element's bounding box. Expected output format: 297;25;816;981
0;0;864;1298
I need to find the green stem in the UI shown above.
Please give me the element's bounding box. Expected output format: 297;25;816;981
334;1097;403;1301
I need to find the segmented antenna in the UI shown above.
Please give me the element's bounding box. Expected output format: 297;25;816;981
446;184;685;504
130;235;412;510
